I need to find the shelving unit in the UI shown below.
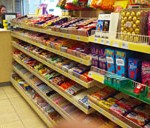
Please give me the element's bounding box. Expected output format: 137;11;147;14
11;78;55;128
89;35;150;54
13;65;75;120
13;55;95;114
12;41;95;88
89;100;141;128
11;32;91;66
12;24;89;42
11;20;150;128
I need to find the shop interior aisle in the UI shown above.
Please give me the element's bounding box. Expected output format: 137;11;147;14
0;84;47;128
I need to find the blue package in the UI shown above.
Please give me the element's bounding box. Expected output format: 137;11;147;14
128;58;141;82
105;49;116;73
115;51;128;77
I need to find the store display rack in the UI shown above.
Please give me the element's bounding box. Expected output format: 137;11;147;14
11;21;150;128
13;55;95;114
88;66;150;105
11;32;91;66
88;100;141;128
12;24;89;42
12;41;95;88
12;23;150;54
11;78;55;128
13;65;74;120
89;35;150;54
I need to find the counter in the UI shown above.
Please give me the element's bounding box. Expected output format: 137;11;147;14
0;29;12;83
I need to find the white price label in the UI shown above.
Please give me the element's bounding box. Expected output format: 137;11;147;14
41;45;46;49
94;37;98;42
99;109;102;113
122;42;128;49
113;42;119;47
68;35;70;38
77;36;80;40
61;33;63;37
106;40;110;45
111;117;115;121
101;39;105;44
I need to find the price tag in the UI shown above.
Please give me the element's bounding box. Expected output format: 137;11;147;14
41;45;46;49
67;34;70;38
122;42;128;49
61;34;65;37
77;36;80;40
113;42;119;47
106;40;110;45
94;37;98;42
99;108;102;113
80;59;83;63
101;39;105;44
111;117;115;121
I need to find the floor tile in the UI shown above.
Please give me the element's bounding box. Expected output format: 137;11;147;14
1;86;48;128
22;118;47;128
0;99;17;114
2;86;20;98
10;97;38;118
0;121;25;128
0;112;19;125
0;88;8;100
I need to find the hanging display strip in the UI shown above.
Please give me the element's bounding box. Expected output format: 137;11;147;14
88;66;150;105
13;55;95;114
12;41;94;88
13;66;74;120
11;33;91;66
11;78;55;127
89;36;150;54
89;100;141;128
13;24;89;42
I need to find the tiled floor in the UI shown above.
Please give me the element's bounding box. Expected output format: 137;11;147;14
0;85;48;128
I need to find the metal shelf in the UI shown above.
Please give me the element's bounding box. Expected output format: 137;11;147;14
13;56;95;114
12;41;95;88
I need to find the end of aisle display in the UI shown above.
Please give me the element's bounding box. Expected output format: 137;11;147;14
10;6;150;128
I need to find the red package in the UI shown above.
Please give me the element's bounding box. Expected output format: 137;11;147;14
116;98;142;111
126;112;149;126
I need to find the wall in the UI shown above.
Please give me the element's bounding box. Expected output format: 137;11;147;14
0;0;14;12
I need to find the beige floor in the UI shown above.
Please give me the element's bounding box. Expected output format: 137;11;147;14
0;85;48;128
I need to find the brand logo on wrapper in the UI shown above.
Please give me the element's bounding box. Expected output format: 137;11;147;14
129;63;137;69
116;59;124;66
106;57;114;64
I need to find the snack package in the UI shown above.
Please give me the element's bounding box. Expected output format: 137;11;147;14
98;48;107;70
120;9;149;43
144;122;150;128
116;98;142;111
148;12;150;45
115;50;128;77
142;61;150;86
110;104;128;115
126;112;149;126
128;58;142;82
105;49;116;73
134;104;150;119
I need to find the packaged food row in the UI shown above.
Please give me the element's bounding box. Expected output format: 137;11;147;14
89;87;150;127
12;73;62;122
14;29;91;59
91;44;150;86
15;42;92;83
12;16;97;36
